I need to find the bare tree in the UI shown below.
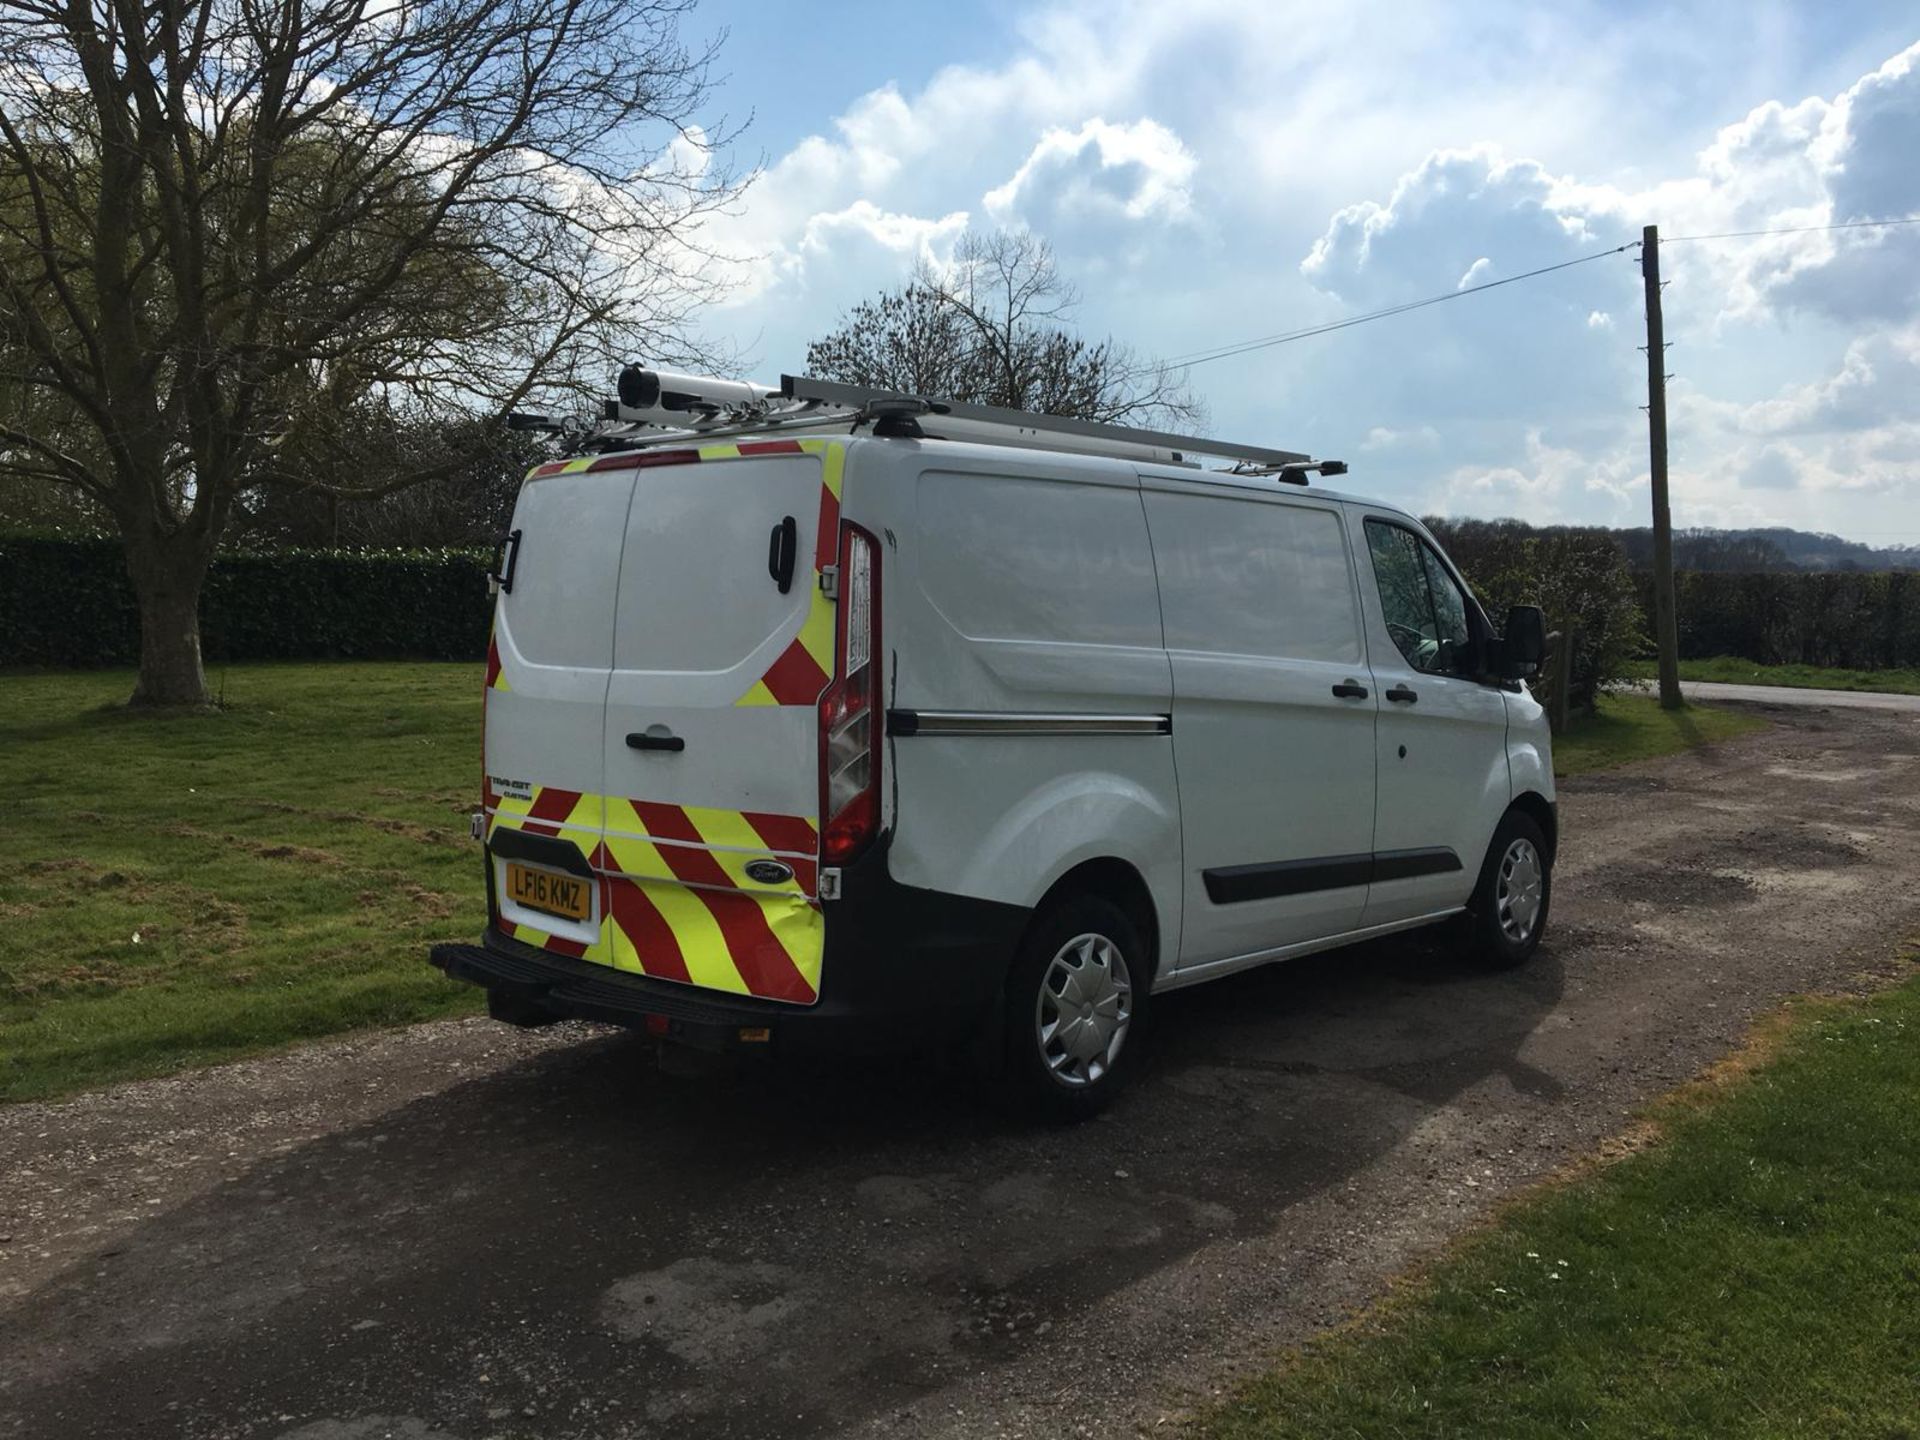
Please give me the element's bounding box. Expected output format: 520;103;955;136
806;230;1204;428
0;0;741;705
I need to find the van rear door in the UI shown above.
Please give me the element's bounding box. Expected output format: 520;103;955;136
597;439;843;1005
484;465;635;955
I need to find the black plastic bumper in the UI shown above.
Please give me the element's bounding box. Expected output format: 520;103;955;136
433;833;1032;1055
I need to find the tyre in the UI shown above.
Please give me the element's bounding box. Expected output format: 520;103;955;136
999;894;1146;1122
1461;809;1552;969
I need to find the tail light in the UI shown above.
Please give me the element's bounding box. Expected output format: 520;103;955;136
819;523;881;865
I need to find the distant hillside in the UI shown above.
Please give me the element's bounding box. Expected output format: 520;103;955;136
1431;520;1920;572
1610;527;1920;573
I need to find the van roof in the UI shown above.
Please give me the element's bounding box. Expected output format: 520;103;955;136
527;424;1414;522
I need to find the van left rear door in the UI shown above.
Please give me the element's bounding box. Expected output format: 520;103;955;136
484;464;634;955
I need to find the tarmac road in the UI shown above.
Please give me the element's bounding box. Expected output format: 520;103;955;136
4;702;1918;1440
1634;678;1920;711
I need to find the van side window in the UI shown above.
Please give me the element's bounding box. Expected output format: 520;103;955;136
1148;493;1362;663
1365;520;1470;674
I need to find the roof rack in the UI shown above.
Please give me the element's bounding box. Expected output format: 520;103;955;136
566;366;1335;476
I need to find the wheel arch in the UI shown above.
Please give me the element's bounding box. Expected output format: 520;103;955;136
1030;856;1162;986
1508;790;1558;865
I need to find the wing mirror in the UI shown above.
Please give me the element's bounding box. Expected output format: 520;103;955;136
1490;604;1547;680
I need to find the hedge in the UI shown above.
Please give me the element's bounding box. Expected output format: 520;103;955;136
10;531;1914;677
1642;569;1920;670
1425;518;1644;713
0;534;491;668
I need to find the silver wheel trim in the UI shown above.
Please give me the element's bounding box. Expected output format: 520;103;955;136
1496;837;1545;943
1035;932;1133;1088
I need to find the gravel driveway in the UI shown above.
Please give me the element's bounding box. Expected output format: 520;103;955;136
4;700;1918;1440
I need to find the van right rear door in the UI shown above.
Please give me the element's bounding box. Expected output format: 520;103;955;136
595;439;844;1007
1142;481;1379;969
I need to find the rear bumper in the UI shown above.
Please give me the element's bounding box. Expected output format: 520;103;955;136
431;931;811;1051
434;834;1031;1055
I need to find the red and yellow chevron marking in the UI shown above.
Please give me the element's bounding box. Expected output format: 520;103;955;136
597;797;821;1002
484;628;510;692
737;438;843;708
495;915;590;961
487;786;825;1005
487;783;603;844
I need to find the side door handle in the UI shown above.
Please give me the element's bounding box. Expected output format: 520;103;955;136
1385;685;1419;704
1331;680;1369;699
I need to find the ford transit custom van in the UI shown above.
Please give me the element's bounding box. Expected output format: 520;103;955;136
432;374;1555;1118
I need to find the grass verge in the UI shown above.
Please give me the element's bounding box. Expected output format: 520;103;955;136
1553;692;1768;777
1197;956;1920;1439
0;663;484;1103
1627;656;1920;696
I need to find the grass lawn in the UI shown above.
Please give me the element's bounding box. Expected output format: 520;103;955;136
1627;656;1920;696
1197;959;1920;1439
0;662;485;1103
1553;692;1769;778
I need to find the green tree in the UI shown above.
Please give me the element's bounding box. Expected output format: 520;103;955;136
0;0;739;705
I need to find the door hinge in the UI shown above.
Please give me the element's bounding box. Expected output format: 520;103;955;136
818;867;843;901
819;564;840;600
469;811;485;841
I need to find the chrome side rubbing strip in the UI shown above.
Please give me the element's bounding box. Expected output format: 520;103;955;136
887;710;1171;737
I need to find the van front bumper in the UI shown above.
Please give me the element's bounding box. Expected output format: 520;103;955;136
432;836;1033;1055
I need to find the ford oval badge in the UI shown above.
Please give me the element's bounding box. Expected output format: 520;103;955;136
745;859;794;885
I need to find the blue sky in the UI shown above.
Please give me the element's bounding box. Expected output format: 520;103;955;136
671;2;1920;544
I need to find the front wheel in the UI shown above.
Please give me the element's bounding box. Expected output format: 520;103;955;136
1000;895;1147;1122
1461;811;1552;969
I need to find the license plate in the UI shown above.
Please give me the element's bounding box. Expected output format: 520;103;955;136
505;862;591;922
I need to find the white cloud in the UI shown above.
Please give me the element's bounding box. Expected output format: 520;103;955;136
793;201;969;274
658;6;1918;543
1360;424;1442;452
1434;429;1646;524
983;117;1196;228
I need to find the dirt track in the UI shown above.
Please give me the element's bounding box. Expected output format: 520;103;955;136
4;700;1918;1440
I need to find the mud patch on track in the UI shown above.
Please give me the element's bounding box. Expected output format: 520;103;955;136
1707;824;1866;870
1597;863;1759;907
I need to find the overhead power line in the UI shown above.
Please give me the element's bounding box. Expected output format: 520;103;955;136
1662;215;1920;242
1165;243;1637;370
1156;214;1917;372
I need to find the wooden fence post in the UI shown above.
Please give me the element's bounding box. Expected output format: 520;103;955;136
1546;628;1573;734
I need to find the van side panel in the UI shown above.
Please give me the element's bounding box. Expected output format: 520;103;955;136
1142;483;1379;966
874;453;1183;973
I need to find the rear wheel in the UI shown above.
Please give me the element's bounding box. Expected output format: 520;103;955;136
1000;894;1146;1122
1461;810;1552;969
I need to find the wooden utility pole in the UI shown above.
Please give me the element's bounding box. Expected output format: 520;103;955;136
1642;224;1683;710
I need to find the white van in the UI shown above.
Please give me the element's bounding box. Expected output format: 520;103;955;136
432;374;1554;1118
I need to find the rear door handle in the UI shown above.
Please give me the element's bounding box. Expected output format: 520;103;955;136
1331;680;1369;699
768;515;798;594
626;732;685;752
1385;685;1419;704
